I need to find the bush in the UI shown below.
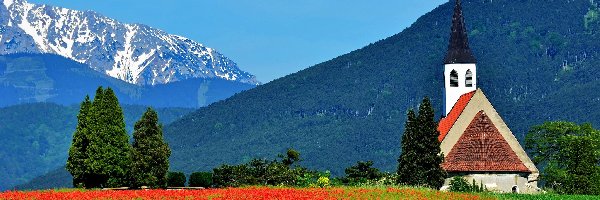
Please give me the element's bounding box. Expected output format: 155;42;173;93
448;176;486;192
342;161;382;185
166;172;186;187
212;149;312;188
189;172;212;188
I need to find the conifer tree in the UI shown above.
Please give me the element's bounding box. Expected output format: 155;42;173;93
66;95;92;188
397;97;446;189
130;108;171;188
397;109;419;185
415;97;446;189
87;87;132;188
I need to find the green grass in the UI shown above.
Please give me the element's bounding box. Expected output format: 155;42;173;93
493;193;600;200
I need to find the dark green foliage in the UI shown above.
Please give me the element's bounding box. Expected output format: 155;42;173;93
66;96;92;188
166;172;186;187
189;172;213;188
448;177;486;193
397;97;446;189
525;122;600;195
398;110;418;185
280;148;301;166
342;161;382;185
212;149;312;188
212;164;244;188
0;103;192;190
130;108;171;188
83;87;132;188
212;159;299;187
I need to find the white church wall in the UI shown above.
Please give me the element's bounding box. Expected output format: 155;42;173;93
441;173;540;194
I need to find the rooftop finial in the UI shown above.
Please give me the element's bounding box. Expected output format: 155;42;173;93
444;0;477;64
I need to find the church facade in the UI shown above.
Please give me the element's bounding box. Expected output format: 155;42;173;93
437;0;540;193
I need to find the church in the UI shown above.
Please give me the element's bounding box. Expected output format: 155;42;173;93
437;0;540;193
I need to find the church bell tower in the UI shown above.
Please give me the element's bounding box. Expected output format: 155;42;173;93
444;0;477;115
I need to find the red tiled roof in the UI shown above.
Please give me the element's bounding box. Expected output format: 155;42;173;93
442;111;530;172
438;91;475;142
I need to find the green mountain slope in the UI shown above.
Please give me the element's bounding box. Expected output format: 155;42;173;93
164;0;600;176
0;53;256;108
0;103;193;190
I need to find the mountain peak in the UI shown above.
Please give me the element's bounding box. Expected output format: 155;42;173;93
0;0;260;85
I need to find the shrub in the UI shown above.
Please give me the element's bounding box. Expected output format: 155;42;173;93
212;149;312;188
166;172;186;187
448;176;486;192
189;172;213;188
342;161;382;185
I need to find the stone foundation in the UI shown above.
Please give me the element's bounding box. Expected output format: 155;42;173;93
440;172;540;194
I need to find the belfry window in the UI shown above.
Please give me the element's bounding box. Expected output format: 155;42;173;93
450;70;459;87
466;69;473;87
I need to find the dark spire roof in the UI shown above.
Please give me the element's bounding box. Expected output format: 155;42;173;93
444;0;477;64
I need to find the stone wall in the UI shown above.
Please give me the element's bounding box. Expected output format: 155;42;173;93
441;173;540;194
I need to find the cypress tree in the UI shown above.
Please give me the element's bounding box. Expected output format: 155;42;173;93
87;87;132;188
397;109;419;185
415;97;446;189
397;97;446;189
130;108;171;188
66;95;92;188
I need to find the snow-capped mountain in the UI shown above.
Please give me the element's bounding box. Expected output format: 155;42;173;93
0;0;259;85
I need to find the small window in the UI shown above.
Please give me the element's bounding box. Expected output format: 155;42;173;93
450;70;459;87
465;69;473;87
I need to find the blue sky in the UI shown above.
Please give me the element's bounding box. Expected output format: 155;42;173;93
30;0;448;83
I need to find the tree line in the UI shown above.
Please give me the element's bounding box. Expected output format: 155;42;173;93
66;87;170;188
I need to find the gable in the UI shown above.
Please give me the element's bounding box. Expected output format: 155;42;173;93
439;88;539;174
442;111;530;172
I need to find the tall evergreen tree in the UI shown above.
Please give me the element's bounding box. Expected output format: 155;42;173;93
397;109;419;184
397;97;446;189
66;95;92;188
415;97;446;189
87;87;132;188
130;108;171;188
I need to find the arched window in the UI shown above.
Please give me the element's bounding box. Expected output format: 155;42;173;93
450;70;459;87
465;69;473;87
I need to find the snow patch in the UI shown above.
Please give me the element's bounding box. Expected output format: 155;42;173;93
17;2;49;52
4;0;14;9
108;25;157;84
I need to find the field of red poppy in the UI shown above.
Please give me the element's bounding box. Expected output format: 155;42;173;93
0;187;491;200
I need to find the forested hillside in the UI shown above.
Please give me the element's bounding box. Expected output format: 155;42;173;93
0;54;256;108
164;0;600;176
0;103;193;190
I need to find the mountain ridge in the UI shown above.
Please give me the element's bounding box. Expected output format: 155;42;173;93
0;0;259;85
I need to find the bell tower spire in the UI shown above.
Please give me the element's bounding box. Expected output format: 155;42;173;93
443;0;477;115
445;0;476;64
